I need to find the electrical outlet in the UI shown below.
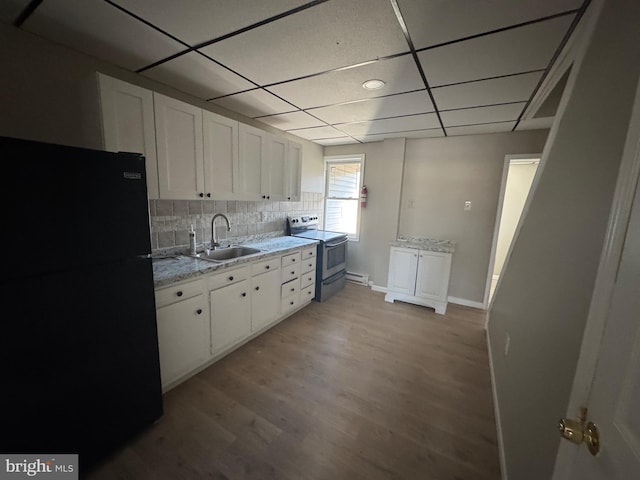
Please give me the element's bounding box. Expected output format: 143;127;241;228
504;333;511;356
464;200;472;211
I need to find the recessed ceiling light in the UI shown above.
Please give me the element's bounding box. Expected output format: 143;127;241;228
362;79;385;90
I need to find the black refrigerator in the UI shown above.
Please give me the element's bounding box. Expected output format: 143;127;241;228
0;136;163;472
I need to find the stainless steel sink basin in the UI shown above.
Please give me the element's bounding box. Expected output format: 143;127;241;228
195;246;262;262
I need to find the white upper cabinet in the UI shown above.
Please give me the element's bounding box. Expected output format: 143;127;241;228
265;134;287;201
154;93;204;200
286;140;302;202
202;110;239;200
238;123;268;200
98;73;160;198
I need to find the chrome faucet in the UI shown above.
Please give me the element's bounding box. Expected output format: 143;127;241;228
210;213;231;250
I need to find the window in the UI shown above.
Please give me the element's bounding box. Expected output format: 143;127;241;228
324;154;365;241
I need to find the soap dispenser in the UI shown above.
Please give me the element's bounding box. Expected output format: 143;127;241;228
188;224;197;255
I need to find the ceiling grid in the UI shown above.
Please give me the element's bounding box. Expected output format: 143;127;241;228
7;0;591;145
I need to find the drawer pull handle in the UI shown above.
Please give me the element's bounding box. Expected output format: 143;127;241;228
196;308;202;315
241;292;247;297
228;276;234;281
176;290;183;297
255;286;260;291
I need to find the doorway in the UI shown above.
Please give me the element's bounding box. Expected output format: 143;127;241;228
485;154;540;306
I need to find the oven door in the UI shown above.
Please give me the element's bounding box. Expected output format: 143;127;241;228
322;236;348;278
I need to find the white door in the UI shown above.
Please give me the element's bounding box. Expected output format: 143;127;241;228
564;171;640;478
415;251;451;301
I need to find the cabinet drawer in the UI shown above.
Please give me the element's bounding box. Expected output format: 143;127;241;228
281;293;301;316
301;246;316;260
207;265;250;291
282;251;301;268
281;263;300;284
155;279;204;308
251;257;280;276
300;284;315;302
281;278;300;298
301;257;316;274
300;271;315;289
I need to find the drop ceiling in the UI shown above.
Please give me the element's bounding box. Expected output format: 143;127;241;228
2;0;590;145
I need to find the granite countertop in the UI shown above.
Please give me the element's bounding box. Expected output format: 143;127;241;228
390;235;456;253
152;236;318;288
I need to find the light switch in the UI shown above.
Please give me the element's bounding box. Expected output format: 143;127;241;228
464;201;472;211
408;199;415;208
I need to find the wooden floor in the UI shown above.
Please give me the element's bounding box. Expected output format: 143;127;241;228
87;283;500;480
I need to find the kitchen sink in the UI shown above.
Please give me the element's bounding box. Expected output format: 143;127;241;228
194;246;262;262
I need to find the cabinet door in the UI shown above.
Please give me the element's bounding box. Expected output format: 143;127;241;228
266;134;287;201
210;280;251;354
154;93;204;200
286;140;302;202
415;251;452;301
156;295;209;389
251;269;281;332
238;123;267;200
387;247;419;295
203;110;238;200
98;74;159;199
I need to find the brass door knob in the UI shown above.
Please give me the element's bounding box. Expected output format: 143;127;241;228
558;411;600;456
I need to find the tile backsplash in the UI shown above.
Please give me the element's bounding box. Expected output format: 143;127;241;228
149;192;324;253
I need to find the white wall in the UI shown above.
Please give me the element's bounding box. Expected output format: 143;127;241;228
494;161;539;277
400;131;548;303
487;0;640;478
0;22;324;182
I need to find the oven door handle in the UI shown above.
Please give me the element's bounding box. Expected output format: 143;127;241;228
325;238;348;248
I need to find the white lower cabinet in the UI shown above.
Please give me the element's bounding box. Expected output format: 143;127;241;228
209;267;251;355
251;261;281;332
155;245;317;392
155;279;208;390
385;246;452;314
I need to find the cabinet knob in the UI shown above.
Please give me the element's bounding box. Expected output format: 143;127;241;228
262;195;266;199
291;271;295;275
206;193;211;198
241;292;247;297
228;276;234;281
196;308;202;315
265;265;270;270
290;301;294;305
292;258;296;262
291;287;295;292
176;290;183;297
267;195;270;199
288;196;291;200
308;263;313;267
255;286;260;291
199;193;204;198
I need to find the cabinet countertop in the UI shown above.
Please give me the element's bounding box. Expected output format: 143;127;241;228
153;236;318;288
390;236;456;253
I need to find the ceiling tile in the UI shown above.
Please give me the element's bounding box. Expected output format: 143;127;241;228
268;55;424;110
315;137;360;146
355;129;443;143
446;122;517;136
440;102;526;127
0;0;30;24
398;0;582;49
257;111;326;130
142;52;255;99
432;71;543;110
210;89;295;118
287;126;348;140
338;113;441;136
418;16;574;87
308;90;434;124
200;0;408;85
23;0;185;71
111;0;312;46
